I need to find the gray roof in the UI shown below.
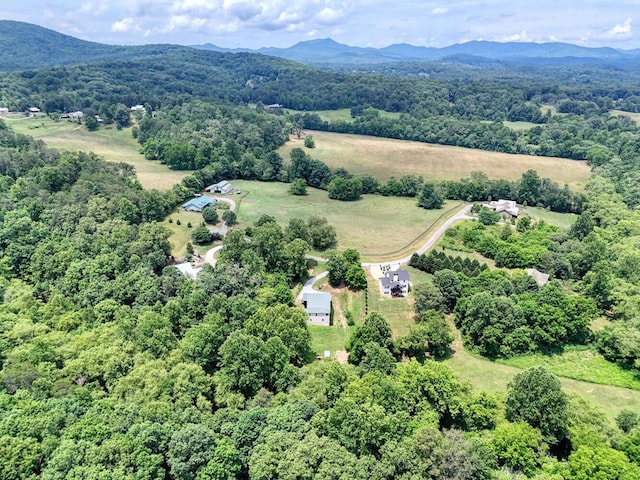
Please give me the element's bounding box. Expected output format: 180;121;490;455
380;269;410;288
302;292;331;314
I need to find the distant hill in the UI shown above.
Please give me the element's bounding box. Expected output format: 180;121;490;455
0;20;190;71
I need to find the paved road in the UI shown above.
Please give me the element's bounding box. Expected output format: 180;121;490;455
297;271;329;300
204;245;223;268
212;196;236;211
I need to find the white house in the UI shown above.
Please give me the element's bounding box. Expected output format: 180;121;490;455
380;269;410;297
0;108;9;115
130;104;145;112
482;199;520;218
302;292;332;326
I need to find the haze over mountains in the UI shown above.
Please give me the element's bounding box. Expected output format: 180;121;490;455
194;37;640;65
2;19;640;73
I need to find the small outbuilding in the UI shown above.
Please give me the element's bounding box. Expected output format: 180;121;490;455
380;269;410;297
182;196;216;212
0;107;9;115
302;292;332;326
205;181;233;195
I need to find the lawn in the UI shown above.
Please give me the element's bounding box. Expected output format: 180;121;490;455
233;180;462;257
497;347;640;391
308;283;364;356
164;207;225;259
445;338;640;420
366;269;415;337
5;115;189;190
278;130;591;190
309;325;352;356
521;206;577;229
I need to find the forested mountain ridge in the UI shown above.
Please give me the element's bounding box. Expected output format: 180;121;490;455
0;20;205;71
194;37;640;65
3;20;640;74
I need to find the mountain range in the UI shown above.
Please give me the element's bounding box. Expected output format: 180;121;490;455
192;37;640;65
1;19;640;72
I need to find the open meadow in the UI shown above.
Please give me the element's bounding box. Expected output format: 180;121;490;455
287;107;401;123
446;333;640;420
233;180;463;257
279;130;591;190
610;109;640;124
4;115;189;190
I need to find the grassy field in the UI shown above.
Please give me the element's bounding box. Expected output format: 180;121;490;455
521;206;578;229
287;108;401;123
278;131;591;190
497;347;640;391
445;336;640;419
610;109;640;124
4;115;189;190
502;120;539;131
233;180;462;256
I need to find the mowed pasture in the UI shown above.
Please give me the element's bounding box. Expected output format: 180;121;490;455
5;116;189;190
232;180;462;256
280;131;591;190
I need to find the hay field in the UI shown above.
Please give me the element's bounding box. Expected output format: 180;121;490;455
279;131;591;190
232;180;462;257
5;116;189;190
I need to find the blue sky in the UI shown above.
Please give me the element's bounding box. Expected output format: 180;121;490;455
2;1;639;49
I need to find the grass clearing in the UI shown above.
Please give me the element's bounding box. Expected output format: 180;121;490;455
5;115;189;190
496;348;640;391
309;325;352;356
287;108;401;123
278;131;591;191
233;180;461;256
610;109;640;124
445;329;640;420
502;120;539;131
521;206;578;229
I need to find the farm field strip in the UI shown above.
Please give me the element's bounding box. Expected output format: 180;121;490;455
5;116;189;190
279;130;591;190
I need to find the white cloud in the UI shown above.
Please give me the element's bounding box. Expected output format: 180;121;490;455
431;7;448;15
504;30;529;42
111;17;140;33
607;18;632;37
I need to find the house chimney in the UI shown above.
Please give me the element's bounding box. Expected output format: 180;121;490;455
393;273;398;282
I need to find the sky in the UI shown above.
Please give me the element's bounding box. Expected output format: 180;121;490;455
1;1;639;50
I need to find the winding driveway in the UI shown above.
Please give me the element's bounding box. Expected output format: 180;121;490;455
202;203;473;282
362;203;473;268
202;196;238;267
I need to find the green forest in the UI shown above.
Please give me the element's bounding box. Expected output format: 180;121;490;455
1;21;640;480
